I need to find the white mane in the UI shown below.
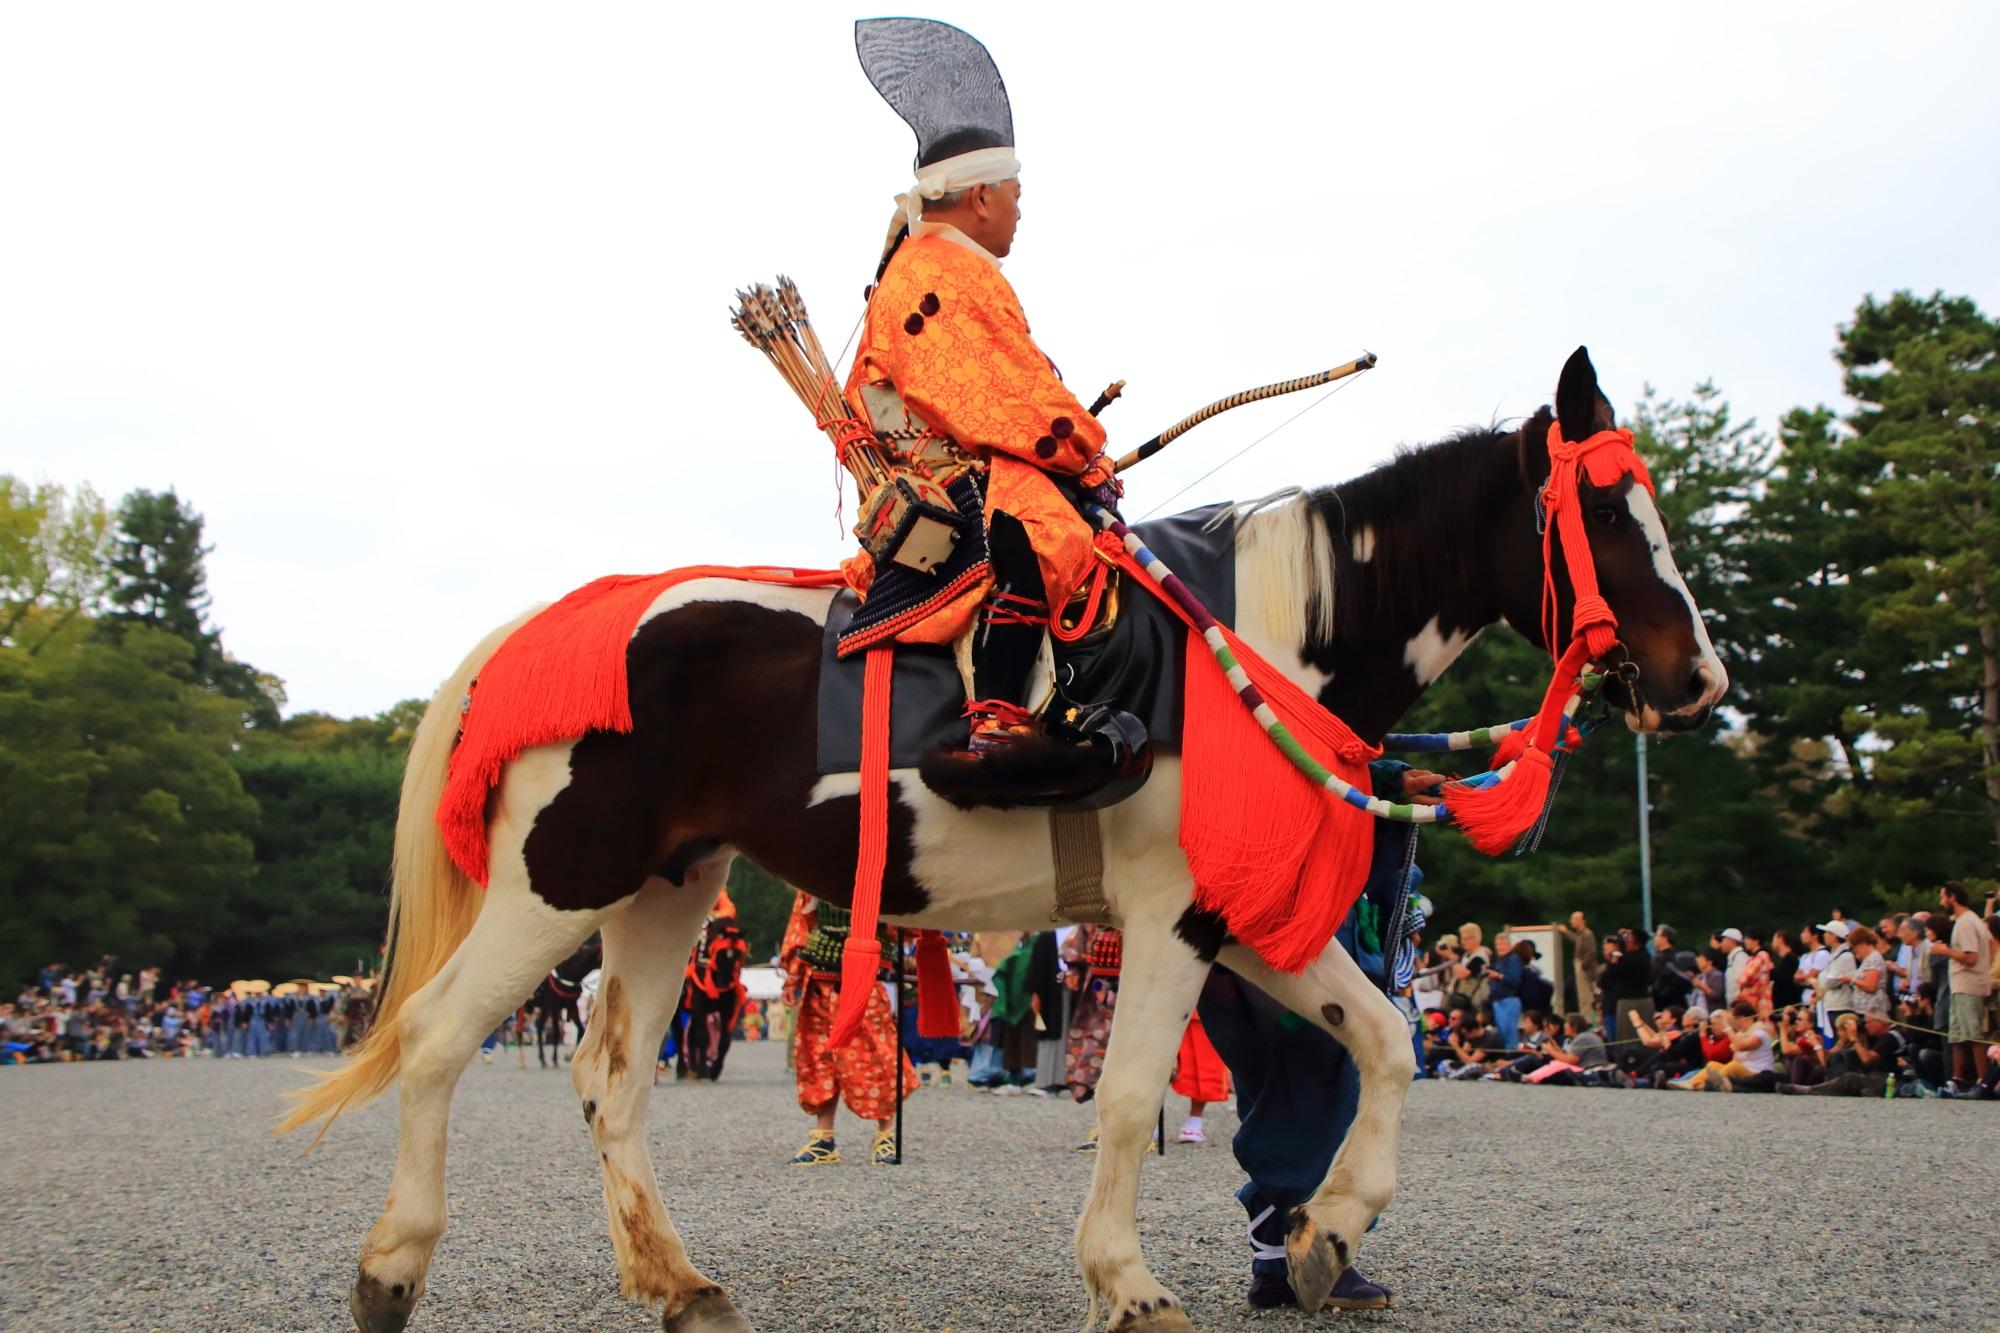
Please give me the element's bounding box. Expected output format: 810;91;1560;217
1210;488;1334;657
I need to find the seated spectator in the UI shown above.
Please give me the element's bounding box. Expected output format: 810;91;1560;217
1440;1009;1498;1079
1484;1009;1554;1081
1416;1000;1464;1072
1779;1013;1897;1096
1667;1001;1778;1092
1696;1009;1734;1068
1536;1013;1616;1086
1775;1006;1824;1086
1628;1006;1702;1086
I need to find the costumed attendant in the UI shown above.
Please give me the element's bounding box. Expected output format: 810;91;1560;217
780;891;917;1166
1171;1010;1229;1145
1063;926;1121;1102
1198;760;1442;1313
679;890;750;1081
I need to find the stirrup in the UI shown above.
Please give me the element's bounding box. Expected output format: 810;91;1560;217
788;1128;839;1167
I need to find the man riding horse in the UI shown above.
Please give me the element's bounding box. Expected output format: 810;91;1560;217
844;18;1131;806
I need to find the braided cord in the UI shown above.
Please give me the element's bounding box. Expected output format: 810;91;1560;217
1383;675;1604;753
1088;503;1603;830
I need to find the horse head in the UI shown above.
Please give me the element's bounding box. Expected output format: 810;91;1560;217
1496;346;1728;732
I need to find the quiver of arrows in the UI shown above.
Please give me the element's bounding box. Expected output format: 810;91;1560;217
731;277;965;573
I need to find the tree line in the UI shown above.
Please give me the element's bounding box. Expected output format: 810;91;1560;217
2;289;1993;983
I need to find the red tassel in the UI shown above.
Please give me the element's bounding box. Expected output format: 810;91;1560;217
1446;748;1554;855
1177;628;1375;973
1489;725;1531;770
828;940;882;1050
913;931;961;1039
829;646;894;1050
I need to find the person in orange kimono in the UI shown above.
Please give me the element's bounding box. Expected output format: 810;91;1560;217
851;18;1138;805
778;891;917;1167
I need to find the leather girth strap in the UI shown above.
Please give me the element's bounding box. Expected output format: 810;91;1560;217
1049;808;1111;924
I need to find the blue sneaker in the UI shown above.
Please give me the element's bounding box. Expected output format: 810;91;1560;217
1326;1266;1394;1311
1245;1264;1394;1311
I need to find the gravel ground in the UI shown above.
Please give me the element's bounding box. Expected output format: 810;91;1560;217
2;1041;1991;1332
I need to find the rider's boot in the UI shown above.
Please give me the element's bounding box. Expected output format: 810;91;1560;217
920;511;1147;809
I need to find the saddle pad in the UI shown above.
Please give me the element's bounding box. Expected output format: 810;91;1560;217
815;503;1238;775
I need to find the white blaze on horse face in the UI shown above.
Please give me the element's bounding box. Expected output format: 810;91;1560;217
1623;488;1729;712
1401;615;1476;687
1351;525;1376;564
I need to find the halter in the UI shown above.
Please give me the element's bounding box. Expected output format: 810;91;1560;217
1539;421;1654;664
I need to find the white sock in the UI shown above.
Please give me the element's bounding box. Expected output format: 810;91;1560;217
1181;1115;1202;1134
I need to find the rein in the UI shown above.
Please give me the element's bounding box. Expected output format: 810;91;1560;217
1086;420;1655;855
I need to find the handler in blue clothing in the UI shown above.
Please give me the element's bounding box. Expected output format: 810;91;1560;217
1198;759;1437;1312
1485;935;1524;1050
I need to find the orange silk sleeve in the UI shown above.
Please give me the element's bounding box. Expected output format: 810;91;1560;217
865;237;1107;477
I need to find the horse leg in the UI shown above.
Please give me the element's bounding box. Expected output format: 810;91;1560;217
1074;914;1210;1332
1216;940;1415;1314
574;856;752;1333
350;877;603;1333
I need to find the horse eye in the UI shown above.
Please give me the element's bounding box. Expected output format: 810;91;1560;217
1591;504;1621;526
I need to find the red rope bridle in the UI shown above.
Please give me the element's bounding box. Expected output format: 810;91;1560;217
1538;421;1655;665
1444;422;1654;852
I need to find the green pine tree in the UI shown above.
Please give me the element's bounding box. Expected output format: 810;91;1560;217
104;488;284;728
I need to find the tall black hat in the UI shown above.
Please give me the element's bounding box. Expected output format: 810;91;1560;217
855;19;1020;259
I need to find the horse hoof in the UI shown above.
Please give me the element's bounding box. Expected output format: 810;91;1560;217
662;1288;754;1333
349;1273;419;1333
1107;1295;1194;1331
1285;1216;1349;1316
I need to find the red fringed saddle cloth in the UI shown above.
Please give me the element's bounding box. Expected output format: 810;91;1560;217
435;564;959;1048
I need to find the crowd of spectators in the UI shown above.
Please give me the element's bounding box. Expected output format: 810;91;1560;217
1412;881;2000;1100
2;957;374;1065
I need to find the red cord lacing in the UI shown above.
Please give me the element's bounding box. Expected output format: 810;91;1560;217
981;589;1049;628
963;698;1037;729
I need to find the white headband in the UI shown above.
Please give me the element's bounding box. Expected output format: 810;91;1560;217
894;145;1020;232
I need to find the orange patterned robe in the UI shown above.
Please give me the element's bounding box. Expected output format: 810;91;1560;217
780;892;917;1120
844;227;1110;644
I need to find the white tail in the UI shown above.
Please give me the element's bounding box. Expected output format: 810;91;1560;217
277;610;537;1141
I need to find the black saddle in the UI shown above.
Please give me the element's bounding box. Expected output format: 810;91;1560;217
814;504;1237;777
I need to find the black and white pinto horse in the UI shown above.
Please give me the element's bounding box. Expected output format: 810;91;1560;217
291;349;1725;1332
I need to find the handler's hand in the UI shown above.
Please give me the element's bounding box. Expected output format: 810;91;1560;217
1402;769;1451;806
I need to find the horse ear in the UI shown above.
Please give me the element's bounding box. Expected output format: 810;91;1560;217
1555;346;1601;443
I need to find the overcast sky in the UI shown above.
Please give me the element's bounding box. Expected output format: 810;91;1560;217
4;4;1996;718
